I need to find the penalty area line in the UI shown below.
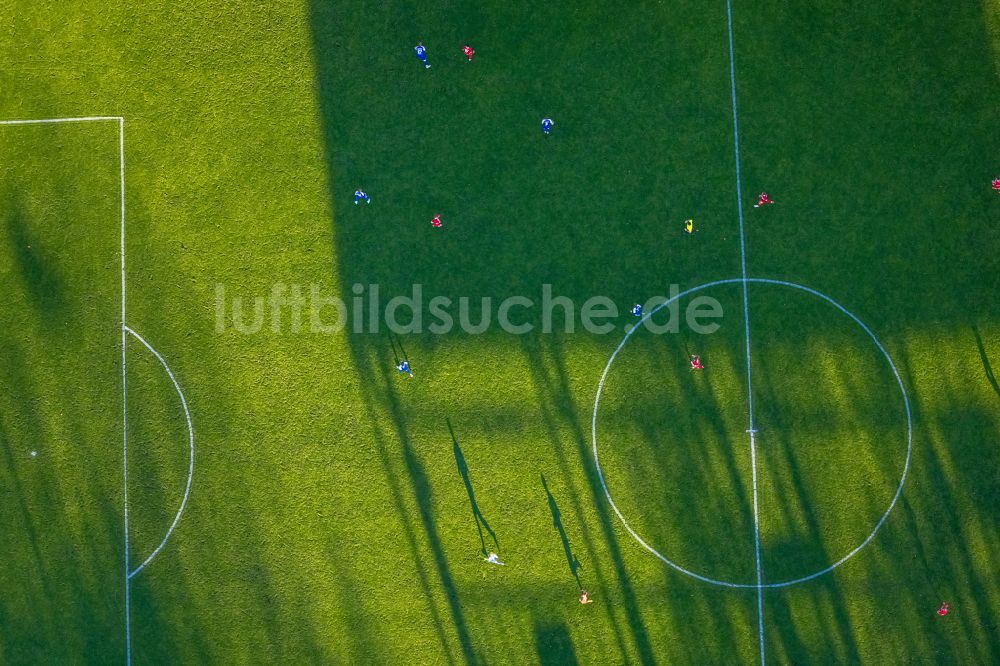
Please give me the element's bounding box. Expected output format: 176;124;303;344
0;112;134;666
0;116;124;125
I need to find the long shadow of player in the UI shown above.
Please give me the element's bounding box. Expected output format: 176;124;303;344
541;474;582;588
388;331;410;370
448;419;498;556
972;322;1000;403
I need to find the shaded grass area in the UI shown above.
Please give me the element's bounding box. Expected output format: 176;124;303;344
0;124;124;663
308;0;1000;663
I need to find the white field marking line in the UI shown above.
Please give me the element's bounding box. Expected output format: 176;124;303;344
745;279;914;588
0;113;132;665
723;0;765;660
0;116;123;125
591;278;913;588
119;118;131;666
123;326;196;580
749;427;764;665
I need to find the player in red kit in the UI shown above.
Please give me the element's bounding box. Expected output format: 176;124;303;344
754;192;774;208
431;214;443;228
690;355;704;370
992;178;1000;192
937;602;949;616
462;45;475;62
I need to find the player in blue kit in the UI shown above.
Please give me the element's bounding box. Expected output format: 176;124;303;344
631;303;642;317
415;42;430;69
354;189;370;205
541;118;553;135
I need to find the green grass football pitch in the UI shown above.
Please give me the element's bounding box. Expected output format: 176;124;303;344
1;1;999;663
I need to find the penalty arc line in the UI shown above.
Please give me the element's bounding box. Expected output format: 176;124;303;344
122;326;196;580
724;0;765;663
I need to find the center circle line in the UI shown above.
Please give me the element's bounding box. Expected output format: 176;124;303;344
591;278;913;589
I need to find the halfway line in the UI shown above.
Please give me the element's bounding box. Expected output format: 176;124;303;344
725;0;765;663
